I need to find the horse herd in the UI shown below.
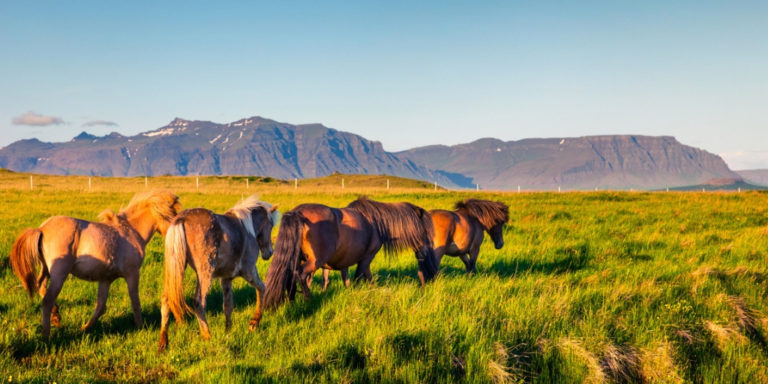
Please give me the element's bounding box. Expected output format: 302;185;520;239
9;190;509;351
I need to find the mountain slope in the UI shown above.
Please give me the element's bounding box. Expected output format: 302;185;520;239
736;169;768;186
0;117;461;187
397;135;740;190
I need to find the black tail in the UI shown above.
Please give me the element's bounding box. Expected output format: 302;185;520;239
347;197;439;282
263;211;304;309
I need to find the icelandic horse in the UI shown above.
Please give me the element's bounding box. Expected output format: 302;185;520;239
158;195;279;351
10;190;181;337
262;197;438;309
431;199;509;273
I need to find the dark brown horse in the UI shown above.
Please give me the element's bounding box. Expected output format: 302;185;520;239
158;195;279;351
10;191;181;337
431;199;509;273
262;197;438;309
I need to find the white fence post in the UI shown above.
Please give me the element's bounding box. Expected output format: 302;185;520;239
30;175;33;191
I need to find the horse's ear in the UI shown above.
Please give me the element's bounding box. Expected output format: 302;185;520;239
270;204;279;212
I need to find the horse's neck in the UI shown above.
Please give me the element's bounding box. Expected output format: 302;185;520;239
457;209;486;231
123;211;157;247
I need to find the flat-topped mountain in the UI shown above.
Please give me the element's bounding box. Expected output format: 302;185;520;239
396;135;740;190
0;116;459;186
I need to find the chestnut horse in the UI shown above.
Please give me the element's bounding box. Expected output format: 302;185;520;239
158;195;279;351
10;190;181;337
263;197;438;309
431;199;509;273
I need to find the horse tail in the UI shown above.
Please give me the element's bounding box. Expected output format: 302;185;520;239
263;211;304;309
10;228;44;298
164;219;191;323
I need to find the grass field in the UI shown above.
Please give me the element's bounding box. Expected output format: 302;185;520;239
2;172;768;383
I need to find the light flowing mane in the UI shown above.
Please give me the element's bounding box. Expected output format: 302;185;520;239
226;195;280;237
454;199;509;229
121;190;181;224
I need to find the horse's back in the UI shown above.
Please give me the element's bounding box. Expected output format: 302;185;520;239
431;209;476;255
335;208;379;263
174;208;221;263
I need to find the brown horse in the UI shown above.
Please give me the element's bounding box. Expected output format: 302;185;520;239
431;199;509;273
262;197;438;309
10;190;181;337
158;195;279;351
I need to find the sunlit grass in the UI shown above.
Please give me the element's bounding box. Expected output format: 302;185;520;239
2;173;768;382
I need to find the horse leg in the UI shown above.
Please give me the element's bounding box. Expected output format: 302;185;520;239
354;253;375;283
466;247;480;274
37;274;61;327
241;268;266;330
341;268;351;287
41;261;70;338
194;276;212;340
82;281;111;331
322;269;330;291
158;293;171;352
221;278;234;332
306;273;313;290
459;254;472;273
125;273;143;327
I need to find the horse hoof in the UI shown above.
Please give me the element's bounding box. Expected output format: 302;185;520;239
51;315;61;327
248;319;260;331
158;340;167;353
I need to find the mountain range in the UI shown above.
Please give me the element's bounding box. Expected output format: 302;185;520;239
0;115;743;190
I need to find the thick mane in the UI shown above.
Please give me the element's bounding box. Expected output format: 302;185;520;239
97;209;121;225
346;196;433;255
122;190;181;224
454;199;509;229
225;194;280;238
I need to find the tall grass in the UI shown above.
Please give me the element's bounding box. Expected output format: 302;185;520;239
1;174;768;382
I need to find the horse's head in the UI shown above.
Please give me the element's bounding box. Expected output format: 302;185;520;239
251;204;280;260
454;199;508;250
488;222;505;249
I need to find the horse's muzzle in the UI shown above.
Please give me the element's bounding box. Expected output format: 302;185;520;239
494;241;504;250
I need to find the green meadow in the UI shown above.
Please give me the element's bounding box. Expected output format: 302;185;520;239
2;173;768;383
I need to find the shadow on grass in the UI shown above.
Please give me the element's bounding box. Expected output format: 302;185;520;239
282;285;343;322
9;303;162;361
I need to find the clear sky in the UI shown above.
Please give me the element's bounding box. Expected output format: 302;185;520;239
1;1;766;169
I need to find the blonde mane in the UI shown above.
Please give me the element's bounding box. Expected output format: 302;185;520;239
226;195;280;238
121;190;181;224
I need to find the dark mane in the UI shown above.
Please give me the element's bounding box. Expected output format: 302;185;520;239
454;199;509;229
346;196;434;256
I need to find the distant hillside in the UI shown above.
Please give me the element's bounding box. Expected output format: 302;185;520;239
397;135;740;190
736;169;768;186
666;178;767;191
0;117;463;188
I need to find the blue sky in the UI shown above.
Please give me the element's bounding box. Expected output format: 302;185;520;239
1;1;766;169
